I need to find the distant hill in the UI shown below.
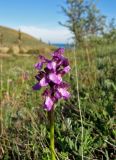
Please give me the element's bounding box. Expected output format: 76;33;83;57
0;26;53;54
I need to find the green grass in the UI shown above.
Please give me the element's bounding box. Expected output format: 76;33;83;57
0;43;116;159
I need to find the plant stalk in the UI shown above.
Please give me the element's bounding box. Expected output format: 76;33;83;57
49;107;56;160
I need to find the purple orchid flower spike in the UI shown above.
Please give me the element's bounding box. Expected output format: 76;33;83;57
33;48;70;111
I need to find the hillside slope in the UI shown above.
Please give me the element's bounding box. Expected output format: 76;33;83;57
0;26;51;51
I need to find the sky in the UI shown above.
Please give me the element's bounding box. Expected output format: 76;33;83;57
0;0;116;43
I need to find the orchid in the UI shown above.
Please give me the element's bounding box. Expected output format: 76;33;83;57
32;48;70;160
33;48;70;111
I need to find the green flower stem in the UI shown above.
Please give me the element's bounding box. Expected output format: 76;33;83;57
49;107;56;160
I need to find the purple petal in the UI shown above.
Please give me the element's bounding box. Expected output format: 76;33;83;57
39;77;48;86
44;96;54;111
34;62;43;70
58;88;70;99
49;73;62;84
47;61;56;71
38;55;46;62
35;55;48;70
58;48;65;54
58;66;70;75
53;48;64;57
64;66;71;73
35;71;45;81
32;83;41;90
62;58;69;67
55;91;62;99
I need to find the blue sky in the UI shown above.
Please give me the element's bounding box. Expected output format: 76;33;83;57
0;0;116;43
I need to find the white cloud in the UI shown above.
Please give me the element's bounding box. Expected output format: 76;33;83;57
17;26;72;43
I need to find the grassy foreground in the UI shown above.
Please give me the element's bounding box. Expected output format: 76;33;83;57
0;44;116;159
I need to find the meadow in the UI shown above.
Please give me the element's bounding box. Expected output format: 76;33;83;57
0;41;116;159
